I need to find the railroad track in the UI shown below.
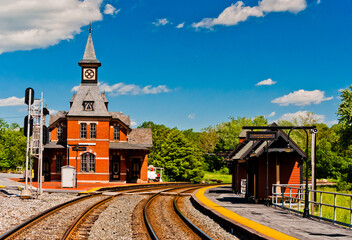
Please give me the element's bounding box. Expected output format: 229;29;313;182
0;184;187;240
143;185;214;240
61;186;176;240
0;194;107;240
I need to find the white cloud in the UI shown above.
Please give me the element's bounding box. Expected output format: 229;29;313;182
258;0;306;13
130;119;137;127
279;111;325;122
176;22;185;28
192;0;306;29
48;109;58;115
188;114;195;119
268;111;276;117
103;4;120;15
317;0;321;4
98;82;171;96
0;0;103;54
71;85;80;92
256;78;276;86
152;18;169;26
0;96;25;106
271;89;333;106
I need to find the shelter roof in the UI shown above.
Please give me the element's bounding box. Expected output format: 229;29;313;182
226;123;306;161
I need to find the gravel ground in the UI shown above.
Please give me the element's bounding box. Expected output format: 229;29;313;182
89;194;146;240
0;190;79;235
182;196;238;240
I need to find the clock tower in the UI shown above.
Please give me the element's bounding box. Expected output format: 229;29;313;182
78;27;101;84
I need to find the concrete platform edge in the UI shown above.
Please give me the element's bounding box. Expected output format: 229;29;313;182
191;193;271;240
192;185;299;240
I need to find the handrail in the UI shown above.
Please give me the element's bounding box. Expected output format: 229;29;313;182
271;184;352;228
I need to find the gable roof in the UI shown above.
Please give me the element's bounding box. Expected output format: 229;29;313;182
110;112;131;128
226;123;306;161
67;84;111;117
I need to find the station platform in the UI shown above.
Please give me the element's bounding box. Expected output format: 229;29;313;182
194;185;352;240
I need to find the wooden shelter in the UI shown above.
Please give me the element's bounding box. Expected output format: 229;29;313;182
226;123;306;202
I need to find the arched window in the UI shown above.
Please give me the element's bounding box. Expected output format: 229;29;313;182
81;153;95;172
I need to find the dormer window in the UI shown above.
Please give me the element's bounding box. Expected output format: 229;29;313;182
83;101;94;111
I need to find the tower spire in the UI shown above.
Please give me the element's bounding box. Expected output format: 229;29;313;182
79;25;101;84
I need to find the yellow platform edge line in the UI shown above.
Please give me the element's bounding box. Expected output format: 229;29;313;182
195;185;297;240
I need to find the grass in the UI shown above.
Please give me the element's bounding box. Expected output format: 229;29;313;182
311;186;352;225
202;171;232;184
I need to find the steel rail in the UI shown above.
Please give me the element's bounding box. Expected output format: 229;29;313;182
143;184;213;240
61;185;175;240
0;194;94;240
173;189;214;240
61;195;113;240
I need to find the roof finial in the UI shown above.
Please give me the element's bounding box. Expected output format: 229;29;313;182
88;23;92;33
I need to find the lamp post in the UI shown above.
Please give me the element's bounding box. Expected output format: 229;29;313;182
287;127;310;218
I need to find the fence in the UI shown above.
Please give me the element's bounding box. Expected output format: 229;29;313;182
272;184;352;228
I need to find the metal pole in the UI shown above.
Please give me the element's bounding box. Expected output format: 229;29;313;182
266;141;269;206
311;130;316;213
303;130;310;218
39;93;44;195
24;91;32;190
75;147;78;188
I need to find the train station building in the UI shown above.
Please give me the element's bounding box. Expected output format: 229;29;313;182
40;31;152;183
226;123;305;202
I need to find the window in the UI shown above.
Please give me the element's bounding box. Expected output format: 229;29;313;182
113;125;120;140
90;123;96;139
83;101;94;111
57;125;63;141
81;153;95;172
80;123;87;139
56;154;62;172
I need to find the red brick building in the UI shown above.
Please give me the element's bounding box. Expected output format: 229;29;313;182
226;123;305;202
42;31;152;183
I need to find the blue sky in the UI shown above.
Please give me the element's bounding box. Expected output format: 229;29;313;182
0;0;350;131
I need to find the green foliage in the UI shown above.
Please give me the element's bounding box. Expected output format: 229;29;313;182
139;122;204;183
337;85;352;126
202;171;232;184
0;120;26;170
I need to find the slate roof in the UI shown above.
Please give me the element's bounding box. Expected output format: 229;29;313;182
79;32;101;65
44;141;66;149
49;111;67;126
110;112;131;127
109;142;151;150
128;128;153;146
67;84;111;117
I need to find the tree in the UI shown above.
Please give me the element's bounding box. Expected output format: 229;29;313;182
139;121;204;182
337;85;352;126
0;120;26;170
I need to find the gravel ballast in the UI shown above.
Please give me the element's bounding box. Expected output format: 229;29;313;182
0;190;79;235
89;194;146;240
182;196;238;240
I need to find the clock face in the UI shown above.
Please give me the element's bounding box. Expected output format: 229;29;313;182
83;68;95;80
